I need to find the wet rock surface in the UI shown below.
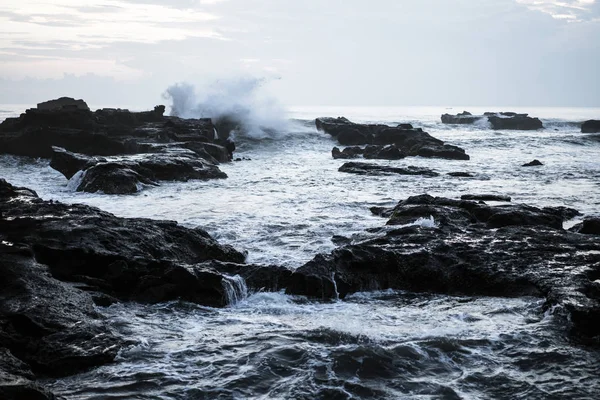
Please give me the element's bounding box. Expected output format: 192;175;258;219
332;145;406;160
50;147;227;194
317;117;469;160
461;194;511;202
442;111;544;130
581;120;600;133
338;162;439;177
286;194;600;342
522;159;544;167
0;178;294;397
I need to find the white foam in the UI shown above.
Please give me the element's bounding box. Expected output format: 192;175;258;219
66;170;86;191
163;77;293;140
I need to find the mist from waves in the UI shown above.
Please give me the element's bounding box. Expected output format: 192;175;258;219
44;290;600;399
163;77;297;140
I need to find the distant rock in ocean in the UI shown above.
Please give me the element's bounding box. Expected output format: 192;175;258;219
316;117;470;160
37;96;90;111
581;120;600;133
522;159;543;167
442;111;544;130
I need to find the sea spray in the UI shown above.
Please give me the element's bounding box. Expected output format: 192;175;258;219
222;274;248;306
163;77;293;140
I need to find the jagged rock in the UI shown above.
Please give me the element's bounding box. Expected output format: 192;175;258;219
285;194;600;342
461;194;511;202
317;117;469;160
37;97;89;111
332;146;363;159
50;147;228;194
363;144;406;160
441;111;483;124
569;217;600;235
441;111;543;130
581;120;600;133
523;159;543;167
338;162;439;177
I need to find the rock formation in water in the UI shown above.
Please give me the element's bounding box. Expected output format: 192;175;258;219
441;111;544;130
285;194;600;344
581;120;600;133
332;145;406;160
0;178;294;398
338;162;439;177
0;99;235;194
316;118;470;160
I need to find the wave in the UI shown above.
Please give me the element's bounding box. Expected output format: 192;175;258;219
163;77;297;140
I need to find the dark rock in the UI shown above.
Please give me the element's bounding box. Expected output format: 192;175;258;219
285;194;599;341
363;145;406;160
442;111;543;130
447;172;474;177
50;148;228;194
441;111;483;124
569;217;600;235
37;97;89;111
488;115;543;130
50;146;106;180
339;162;439;177
461;194;511;202
397;123;414;129
581;120;600;133
331;146;363;159
522;159;543;167
317;117;469;160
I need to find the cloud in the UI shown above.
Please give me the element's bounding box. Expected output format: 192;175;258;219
516;0;598;21
0;0;224;50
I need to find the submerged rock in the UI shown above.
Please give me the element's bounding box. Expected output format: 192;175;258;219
581;120;600;133
286;194;600;342
338;162;439;177
461;194;511;202
317;117;469;160
332;145;406;160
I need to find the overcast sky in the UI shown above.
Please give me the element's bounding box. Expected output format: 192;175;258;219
1;0;599;107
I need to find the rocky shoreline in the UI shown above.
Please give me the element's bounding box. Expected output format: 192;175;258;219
2;100;600;398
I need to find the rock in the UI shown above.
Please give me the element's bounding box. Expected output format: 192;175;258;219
331;146;363;159
37;97;89;111
50;148;228;194
338;162;439;177
317;117;469;160
581;120;600;133
447;172;474;177
50;146;106;180
461;194;511;202
286;194;599;341
569;217;600;235
522;159;543;167
441;111;483;124
442;111;543;130
488;114;543;130
363;145;406;160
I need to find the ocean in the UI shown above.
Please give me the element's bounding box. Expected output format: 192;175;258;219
1;103;600;399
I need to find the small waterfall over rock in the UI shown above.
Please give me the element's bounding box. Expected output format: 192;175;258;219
331;272;340;301
222;274;248;306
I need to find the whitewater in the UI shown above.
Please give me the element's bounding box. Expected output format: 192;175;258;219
1;98;600;398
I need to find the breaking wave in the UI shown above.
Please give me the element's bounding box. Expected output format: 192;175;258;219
163;77;295;140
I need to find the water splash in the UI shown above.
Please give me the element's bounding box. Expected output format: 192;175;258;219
163;77;292;140
221;274;248;306
66;170;85;191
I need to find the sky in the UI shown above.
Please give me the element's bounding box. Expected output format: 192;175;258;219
0;0;599;108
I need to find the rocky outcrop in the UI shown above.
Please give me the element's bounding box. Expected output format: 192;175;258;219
50;147;227;194
0;178;296;397
441;111;482;124
332;145;406;160
316;117;469;160
286;195;600;342
569;217;600;235
441;111;544;130
522;159;543;167
581;120;600;133
338;162;439;177
0;103;228;161
37;97;89;111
